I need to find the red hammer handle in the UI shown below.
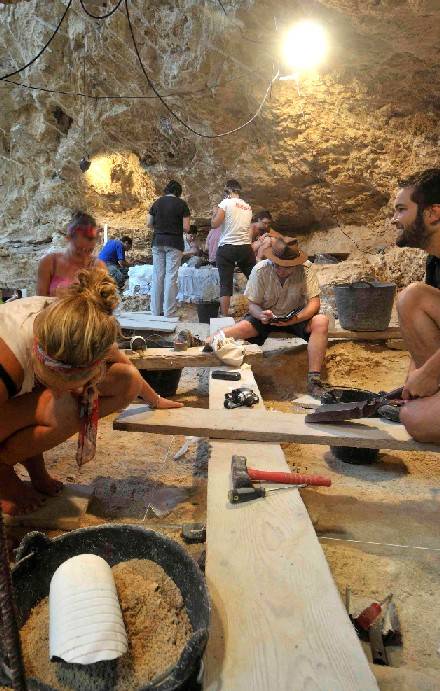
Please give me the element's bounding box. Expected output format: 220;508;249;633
247;468;331;487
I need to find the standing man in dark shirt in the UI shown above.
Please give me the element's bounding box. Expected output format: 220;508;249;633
391;168;440;442
147;180;191;317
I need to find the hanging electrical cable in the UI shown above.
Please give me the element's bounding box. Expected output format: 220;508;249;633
215;0;227;15
0;0;73;81
79;0;124;20
1;60;271;100
79;30;91;172
124;0;278;138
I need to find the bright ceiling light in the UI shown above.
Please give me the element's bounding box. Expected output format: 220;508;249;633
283;20;328;73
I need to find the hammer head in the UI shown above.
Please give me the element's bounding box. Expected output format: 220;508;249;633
231;455;252;489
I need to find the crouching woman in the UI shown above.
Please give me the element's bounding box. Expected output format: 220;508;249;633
0;268;182;515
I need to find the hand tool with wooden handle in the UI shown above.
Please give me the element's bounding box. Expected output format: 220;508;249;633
231;455;331;488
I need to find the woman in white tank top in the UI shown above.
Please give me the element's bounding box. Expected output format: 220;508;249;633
0;270;182;516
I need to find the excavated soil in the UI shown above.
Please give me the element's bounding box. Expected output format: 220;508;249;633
9;333;440;690
20;559;192;691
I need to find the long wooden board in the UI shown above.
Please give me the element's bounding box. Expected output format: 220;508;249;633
117;313;178;333
204;368;377;690
115;311;179;323
126;344;263;371
113;405;440;453
328;325;401;340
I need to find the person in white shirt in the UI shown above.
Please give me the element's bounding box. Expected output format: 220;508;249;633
211;179;255;316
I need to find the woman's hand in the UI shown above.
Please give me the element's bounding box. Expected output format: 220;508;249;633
156;395;184;409
139;388;183;409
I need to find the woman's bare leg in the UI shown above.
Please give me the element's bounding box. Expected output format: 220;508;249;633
0;363;140;514
22;454;63;496
0;465;44;515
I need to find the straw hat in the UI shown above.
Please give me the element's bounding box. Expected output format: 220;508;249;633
264;233;308;267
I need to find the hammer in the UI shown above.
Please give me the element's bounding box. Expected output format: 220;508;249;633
231;455;331;489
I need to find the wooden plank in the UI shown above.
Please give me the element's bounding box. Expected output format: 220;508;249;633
204;368;377;690
117;313;178;333
113;406;440;453
115;311;179;323
328;322;400;341
126;344;263;371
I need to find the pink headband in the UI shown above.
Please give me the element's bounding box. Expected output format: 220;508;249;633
67;224;99;239
33;341;102;375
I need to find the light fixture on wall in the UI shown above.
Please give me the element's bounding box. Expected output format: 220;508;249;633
79;156;91;172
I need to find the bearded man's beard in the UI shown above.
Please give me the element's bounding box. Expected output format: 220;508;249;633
396;207;431;249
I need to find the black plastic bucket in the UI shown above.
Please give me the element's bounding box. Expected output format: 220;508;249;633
3;525;210;691
135;335;183;397
323;388;380;464
334;281;396;331
196;302;219;324
141;369;182;397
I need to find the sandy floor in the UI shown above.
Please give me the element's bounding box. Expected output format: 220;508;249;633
9;333;440;689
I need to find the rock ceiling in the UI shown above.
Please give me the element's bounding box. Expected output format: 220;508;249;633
1;0;440;286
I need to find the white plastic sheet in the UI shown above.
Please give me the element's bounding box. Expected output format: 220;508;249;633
49;554;128;664
177;265;220;303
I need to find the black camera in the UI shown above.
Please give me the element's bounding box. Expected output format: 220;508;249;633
224;387;260;409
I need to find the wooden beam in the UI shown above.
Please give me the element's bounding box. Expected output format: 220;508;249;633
117;312;178;333
328;325;401;341
113;405;440;453
204;368;378;690
126;344;263;371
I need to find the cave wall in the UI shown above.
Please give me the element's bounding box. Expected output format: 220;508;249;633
1;0;440;290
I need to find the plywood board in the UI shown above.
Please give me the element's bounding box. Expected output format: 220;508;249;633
113;405;440;453
117;313;178;333
115;311;179;323
204;368;378;690
328;325;401;340
126;344;263;371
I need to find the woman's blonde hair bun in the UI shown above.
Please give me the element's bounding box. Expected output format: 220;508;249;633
70;268;120;314
35;268;120;367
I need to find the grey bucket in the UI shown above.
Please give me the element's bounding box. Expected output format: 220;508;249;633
2;524;210;691
334;281;396;331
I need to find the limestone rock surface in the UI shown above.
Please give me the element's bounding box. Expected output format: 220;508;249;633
1;0;440;289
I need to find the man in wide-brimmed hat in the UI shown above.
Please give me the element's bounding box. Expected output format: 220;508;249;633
216;234;329;396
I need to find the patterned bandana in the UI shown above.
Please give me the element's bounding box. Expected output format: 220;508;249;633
76;383;100;467
33;341;103;466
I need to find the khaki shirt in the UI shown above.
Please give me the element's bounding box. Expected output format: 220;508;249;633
244;259;320;315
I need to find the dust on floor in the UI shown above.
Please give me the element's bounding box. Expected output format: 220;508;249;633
10;340;440;689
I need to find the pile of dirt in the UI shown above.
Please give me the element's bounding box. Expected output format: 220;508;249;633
20;558;192;690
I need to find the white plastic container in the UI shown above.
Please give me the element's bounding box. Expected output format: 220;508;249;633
49;554;128;664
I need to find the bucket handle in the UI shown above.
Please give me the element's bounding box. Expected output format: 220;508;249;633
15;531;52;563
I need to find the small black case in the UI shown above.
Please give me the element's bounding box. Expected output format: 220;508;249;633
211;370;242;381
